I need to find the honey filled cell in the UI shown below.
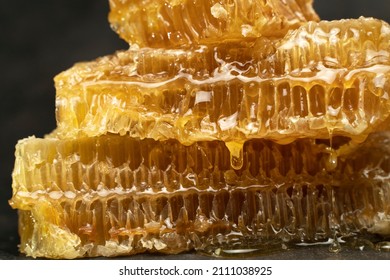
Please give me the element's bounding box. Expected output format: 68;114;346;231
10;132;390;258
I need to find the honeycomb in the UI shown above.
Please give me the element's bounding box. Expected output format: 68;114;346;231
55;17;390;148
10;0;390;259
108;0;319;47
11;132;390;258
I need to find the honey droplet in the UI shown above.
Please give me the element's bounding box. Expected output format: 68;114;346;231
328;234;342;253
375;241;390;252
225;141;244;170
325;147;338;171
350;238;374;251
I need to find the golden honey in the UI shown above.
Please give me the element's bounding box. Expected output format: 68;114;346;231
10;0;390;259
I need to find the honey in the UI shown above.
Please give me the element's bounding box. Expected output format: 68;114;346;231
10;0;390;259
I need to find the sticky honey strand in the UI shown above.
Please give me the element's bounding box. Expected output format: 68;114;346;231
55;18;390;149
108;0;319;47
10;132;390;258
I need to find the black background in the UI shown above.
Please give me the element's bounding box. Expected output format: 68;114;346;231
1;0;390;259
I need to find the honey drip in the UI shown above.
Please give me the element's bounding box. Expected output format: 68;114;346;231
328;234;342;253
9;0;390;259
225;141;244;170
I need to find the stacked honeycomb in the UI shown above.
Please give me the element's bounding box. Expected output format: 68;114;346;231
10;0;390;259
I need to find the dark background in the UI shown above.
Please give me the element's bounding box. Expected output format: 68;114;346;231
1;0;390;259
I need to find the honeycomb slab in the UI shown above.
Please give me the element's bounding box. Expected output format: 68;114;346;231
10;132;390;258
108;0;319;47
55;18;390;145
